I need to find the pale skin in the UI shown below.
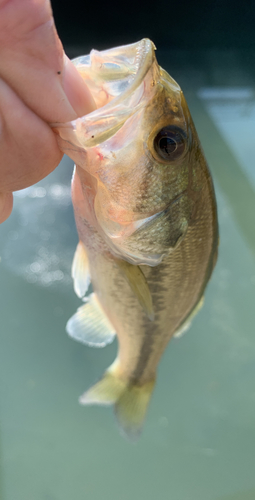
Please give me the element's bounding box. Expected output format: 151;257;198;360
0;0;96;223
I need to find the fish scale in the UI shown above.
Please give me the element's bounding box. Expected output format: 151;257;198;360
52;38;218;439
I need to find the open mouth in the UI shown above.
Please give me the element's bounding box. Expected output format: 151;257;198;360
51;39;158;154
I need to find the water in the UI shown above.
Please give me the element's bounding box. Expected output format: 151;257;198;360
0;51;255;500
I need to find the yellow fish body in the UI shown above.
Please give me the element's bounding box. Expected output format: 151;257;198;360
53;39;218;439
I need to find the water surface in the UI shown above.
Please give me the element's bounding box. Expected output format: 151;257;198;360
0;50;255;500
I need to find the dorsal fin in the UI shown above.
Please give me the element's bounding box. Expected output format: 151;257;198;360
115;259;154;321
66;293;116;347
71;241;91;298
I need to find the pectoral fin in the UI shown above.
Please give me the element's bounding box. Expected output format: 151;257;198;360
66;293;116;347
115;259;154;321
72;241;91;298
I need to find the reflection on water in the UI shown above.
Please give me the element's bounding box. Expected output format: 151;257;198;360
0;57;255;500
0;161;76;292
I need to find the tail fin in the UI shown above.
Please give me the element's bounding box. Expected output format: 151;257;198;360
79;362;155;441
114;381;155;440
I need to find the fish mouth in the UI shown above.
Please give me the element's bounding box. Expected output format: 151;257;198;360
51;39;158;153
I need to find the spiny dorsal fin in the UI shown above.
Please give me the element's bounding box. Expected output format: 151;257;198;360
72;241;90;298
66;293;116;347
115;259;154;321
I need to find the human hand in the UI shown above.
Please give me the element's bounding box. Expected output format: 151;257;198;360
0;0;95;223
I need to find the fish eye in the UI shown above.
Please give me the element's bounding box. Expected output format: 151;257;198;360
153;126;186;161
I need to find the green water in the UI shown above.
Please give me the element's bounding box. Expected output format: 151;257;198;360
0;52;255;500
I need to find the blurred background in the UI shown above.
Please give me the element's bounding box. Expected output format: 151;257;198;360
1;1;255;500
52;0;255;52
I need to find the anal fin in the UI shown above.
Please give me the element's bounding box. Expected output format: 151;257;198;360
66;293;116;347
72;241;90;298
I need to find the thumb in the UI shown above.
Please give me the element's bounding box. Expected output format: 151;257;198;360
0;0;95;123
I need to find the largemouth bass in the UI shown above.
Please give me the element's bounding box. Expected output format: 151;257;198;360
53;39;218;439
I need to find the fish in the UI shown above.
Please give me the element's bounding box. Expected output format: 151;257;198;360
52;39;218;439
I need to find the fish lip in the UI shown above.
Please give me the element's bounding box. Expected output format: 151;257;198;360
50;39;158;148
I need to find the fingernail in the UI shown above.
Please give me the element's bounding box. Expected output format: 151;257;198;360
0;192;13;224
62;56;96;118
